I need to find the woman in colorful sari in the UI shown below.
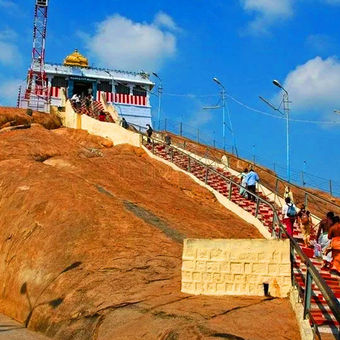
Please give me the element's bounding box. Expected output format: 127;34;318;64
327;216;340;274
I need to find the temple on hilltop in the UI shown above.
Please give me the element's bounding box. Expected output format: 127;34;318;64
20;49;154;127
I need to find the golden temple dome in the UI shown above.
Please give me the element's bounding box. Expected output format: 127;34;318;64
63;49;89;68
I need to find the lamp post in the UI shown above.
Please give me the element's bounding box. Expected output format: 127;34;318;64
273;79;291;183
212;77;237;154
152;72;163;130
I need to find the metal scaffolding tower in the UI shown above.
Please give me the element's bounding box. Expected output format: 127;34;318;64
25;0;49;110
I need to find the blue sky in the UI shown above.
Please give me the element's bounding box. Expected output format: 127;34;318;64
1;0;340;194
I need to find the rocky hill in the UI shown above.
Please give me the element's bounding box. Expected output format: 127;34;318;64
0;108;300;340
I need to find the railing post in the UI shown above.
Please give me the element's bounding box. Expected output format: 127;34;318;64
271;214;276;238
179;122;183;136
188;157;191;172
275;178;279;195
152;139;155;154
290;242;295;286
213;139;216;148
301;171;305;187
205;167;209;184
278;222;282;239
303;269;313;319
330;179;333;196
304;193;308;209
255;198;260;218
228;182;233;200
224;155;229;168
170;148;174;163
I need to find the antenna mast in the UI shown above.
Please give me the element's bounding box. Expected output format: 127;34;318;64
26;0;49;110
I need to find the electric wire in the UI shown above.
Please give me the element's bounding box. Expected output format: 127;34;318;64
162;91;340;125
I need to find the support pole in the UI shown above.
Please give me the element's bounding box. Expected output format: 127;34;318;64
255;198;260;218
301;171;305;187
157;84;162;130
222;89;226;152
303;270;313;319
271;214;276;238
283;91;290;183
228;182;233;200
330;180;333;196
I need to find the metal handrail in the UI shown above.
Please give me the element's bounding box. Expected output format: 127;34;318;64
140;134;340;332
159;130;340;215
133;123;340;218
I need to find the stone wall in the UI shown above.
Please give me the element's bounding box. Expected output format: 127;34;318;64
181;239;291;298
62;101;141;147
81;114;141;147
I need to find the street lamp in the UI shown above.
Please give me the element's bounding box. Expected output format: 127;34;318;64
261;80;291;182
152;72;163;130
212;77;237;155
273;80;290;183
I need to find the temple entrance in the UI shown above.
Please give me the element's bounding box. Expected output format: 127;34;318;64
73;81;93;98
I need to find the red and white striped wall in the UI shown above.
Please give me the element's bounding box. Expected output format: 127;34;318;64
33;87;60;97
96;91;147;106
49;87;60;97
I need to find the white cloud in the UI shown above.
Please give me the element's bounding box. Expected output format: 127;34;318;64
239;0;294;35
0;28;17;40
306;34;335;53
0;41;20;66
82;13;178;72
154;12;179;31
324;0;340;4
0;28;20;66
281;56;340;112
0;78;22;106
0;0;16;9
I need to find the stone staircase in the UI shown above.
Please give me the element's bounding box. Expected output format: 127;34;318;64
72;100;114;122
146;142;340;339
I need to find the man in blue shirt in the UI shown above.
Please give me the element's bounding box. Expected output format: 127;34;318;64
245;168;259;202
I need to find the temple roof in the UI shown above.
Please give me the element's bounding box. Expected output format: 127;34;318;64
41;63;154;87
63;49;89;68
